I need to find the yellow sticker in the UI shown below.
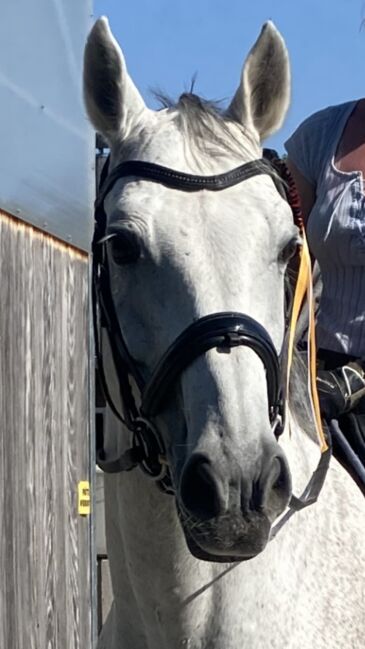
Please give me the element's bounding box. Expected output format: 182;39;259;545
78;481;91;516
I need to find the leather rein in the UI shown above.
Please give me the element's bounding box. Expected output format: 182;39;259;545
93;148;331;518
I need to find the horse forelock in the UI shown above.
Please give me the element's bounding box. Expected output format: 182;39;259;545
152;91;260;161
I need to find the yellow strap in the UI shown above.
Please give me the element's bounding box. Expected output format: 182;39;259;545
286;231;328;453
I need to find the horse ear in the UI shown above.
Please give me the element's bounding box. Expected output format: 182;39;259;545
83;17;146;144
227;22;290;142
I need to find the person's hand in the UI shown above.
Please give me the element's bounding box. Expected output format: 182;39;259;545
317;362;365;420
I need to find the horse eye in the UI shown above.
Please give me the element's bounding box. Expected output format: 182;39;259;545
110;232;141;265
278;237;299;264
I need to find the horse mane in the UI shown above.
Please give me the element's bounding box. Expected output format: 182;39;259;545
153;91;260;159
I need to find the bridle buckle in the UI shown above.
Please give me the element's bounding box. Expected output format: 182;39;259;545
132;417;167;480
271;410;284;438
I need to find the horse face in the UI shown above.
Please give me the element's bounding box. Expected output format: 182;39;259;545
84;18;296;560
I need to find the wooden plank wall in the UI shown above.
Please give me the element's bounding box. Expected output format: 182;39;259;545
0;210;94;649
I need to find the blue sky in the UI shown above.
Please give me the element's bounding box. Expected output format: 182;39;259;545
94;1;365;152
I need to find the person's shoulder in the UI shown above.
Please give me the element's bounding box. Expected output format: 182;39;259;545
284;101;357;183
297;101;358;137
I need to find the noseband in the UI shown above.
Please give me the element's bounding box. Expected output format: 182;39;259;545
93;150;330;509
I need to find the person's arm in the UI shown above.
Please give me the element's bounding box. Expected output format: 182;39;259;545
286;158;316;227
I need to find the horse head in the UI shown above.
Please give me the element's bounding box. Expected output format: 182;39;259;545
84;18;297;561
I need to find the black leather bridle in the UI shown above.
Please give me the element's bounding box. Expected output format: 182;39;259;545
93;150;292;491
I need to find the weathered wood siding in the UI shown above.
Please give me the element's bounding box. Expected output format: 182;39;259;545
0;210;93;649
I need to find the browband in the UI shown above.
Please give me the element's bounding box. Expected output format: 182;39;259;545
95;157;285;211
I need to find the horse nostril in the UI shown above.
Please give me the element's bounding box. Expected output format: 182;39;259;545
180;455;221;520
271;456;291;494
262;454;291;519
249;480;262;512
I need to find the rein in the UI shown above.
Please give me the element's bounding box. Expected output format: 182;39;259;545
93;148;331;530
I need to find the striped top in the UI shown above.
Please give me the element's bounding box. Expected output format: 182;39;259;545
285;101;365;358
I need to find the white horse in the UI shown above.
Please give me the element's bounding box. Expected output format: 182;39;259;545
84;18;365;649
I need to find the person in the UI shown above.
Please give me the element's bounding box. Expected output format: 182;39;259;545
284;99;365;490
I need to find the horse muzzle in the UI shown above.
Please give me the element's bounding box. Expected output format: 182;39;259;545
176;447;291;562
